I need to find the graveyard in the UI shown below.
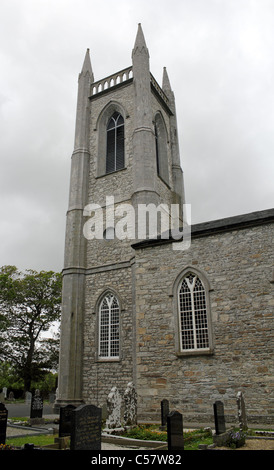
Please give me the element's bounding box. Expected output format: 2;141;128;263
1;384;274;452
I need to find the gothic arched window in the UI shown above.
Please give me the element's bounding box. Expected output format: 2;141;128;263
178;272;210;352
99;292;120;359
106;112;125;174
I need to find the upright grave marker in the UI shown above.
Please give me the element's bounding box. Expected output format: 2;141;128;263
106;386;122;429
25;391;32;405
70;404;101;450
49;392;56;404
167;411;184;451
213;400;226;435
0;403;8;445
124;382;137;426
59;404;76;437
237;391;248;431
161;399;169;428
30;390;44;424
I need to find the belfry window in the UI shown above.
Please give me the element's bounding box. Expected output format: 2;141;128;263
155;124;160;175
99;292;120;359
106;112;125;174
178;273;209;352
154;113;169;185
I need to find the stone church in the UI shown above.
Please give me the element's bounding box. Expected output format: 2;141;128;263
56;24;274;425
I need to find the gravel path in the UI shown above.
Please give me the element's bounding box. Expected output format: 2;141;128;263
216;438;274;450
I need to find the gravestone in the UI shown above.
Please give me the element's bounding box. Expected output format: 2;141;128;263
8;391;14;401
213;400;226;435
30;391;44;424
0;403;8;445
2;387;7;399
49;392;56;404
161;399;169;427
124;382;137;426
237;391;248;431
25;391;32;405
59;404;76;437
106;386;122;429
70;404;101;450
23;443;34;450
101;403;107;421
167;411;184;451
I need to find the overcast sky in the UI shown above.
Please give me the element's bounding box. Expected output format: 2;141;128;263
0;0;273;273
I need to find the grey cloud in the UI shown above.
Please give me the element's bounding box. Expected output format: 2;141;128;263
0;0;273;270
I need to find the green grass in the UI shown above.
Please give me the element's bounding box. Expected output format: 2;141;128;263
9;417;28;423
5;427;213;450
120;425;213;450
184;430;213;450
5;425;274;451
6;434;55;448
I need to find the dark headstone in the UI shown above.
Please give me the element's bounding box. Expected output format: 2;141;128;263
30;394;43;419
161;399;169;427
167;411;184;451
59;405;76;437
23;443;34;450
70;404;102;450
0;403;8;445
213;400;226;435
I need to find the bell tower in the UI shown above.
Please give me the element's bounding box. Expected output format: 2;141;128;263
56;24;185;409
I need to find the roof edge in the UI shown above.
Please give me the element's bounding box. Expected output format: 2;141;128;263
132;208;274;250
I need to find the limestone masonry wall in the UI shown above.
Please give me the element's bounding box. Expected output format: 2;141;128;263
134;223;274;424
82;265;134;407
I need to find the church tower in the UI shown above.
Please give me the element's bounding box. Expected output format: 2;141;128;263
56;24;185;409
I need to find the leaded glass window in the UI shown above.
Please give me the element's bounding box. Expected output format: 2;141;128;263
178;273;209;351
99;293;120;359
106;112;124;173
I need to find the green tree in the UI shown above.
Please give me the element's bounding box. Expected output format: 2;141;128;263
0;362;24;391
0;266;62;392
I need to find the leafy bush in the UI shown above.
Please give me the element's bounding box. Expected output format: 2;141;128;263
226;429;246;448
121;425;167;441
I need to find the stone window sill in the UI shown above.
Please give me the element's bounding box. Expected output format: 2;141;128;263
176;348;214;358
96;358;121;363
